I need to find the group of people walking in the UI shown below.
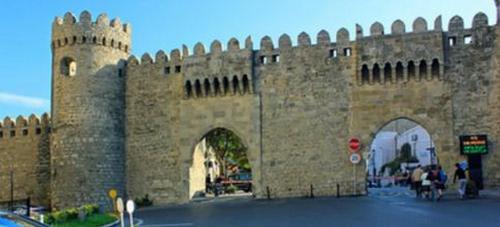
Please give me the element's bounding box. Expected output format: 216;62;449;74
410;163;468;201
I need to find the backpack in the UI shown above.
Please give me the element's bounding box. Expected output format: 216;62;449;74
439;170;448;184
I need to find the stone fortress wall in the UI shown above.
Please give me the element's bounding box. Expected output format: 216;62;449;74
1;2;500;209
124;10;500;204
0;114;51;206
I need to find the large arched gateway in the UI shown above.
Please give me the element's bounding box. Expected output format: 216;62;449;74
367;118;438;189
189;128;254;199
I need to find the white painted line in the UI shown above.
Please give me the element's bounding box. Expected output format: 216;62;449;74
136;218;144;226
141;223;193;227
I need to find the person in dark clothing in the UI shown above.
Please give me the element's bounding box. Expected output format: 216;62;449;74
453;163;467;199
205;174;212;193
428;167;444;201
214;176;223;197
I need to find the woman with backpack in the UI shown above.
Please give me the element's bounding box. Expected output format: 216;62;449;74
431;166;447;201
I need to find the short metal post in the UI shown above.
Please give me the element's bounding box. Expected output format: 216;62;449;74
10;170;14;212
26;197;31;217
310;184;314;198
266;186;271;200
336;183;340;198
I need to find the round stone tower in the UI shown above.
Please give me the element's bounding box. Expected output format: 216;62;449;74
50;11;131;209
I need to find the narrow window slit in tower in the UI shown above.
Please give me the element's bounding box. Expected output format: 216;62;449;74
10;130;15;137
164;67;171;74
344;48;352;57
272;54;280;63
22;129;28;136
449;37;457;47
464;35;472;45
330;49;338;58
175;66;182;73
260;56;267;64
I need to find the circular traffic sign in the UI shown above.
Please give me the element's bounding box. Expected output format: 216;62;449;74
108;189;117;199
348;137;361;152
349;153;362;164
116;197;124;213
126;200;135;214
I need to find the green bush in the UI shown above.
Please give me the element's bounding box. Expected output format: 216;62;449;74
225;184;238;194
44;204;101;224
82;204;99;215
134;194;153;208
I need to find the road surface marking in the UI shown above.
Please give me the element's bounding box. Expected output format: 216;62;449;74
142;223;194;227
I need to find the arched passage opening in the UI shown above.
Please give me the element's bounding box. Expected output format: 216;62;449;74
189;128;252;200
366;118;437;195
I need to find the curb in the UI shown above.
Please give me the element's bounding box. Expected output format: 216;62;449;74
101;218;143;227
101;218;119;227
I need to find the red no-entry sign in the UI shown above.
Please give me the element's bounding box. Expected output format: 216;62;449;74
348;137;361;152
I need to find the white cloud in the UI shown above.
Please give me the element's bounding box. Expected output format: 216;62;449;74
0;92;49;108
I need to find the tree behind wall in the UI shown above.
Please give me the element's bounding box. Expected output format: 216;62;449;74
204;128;250;176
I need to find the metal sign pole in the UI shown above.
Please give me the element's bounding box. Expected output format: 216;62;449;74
353;163;356;195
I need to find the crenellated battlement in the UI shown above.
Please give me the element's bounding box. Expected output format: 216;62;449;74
0;113;51;140
126;36;254;69
123;12;495;99
52;11;131;53
128;12;490;69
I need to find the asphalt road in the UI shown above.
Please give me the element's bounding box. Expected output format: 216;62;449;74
135;187;500;227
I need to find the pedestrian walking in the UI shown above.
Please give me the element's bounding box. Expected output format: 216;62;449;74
411;165;424;197
205;174;212;193
453;163;467;199
437;166;447;200
421;168;431;199
430;166;446;201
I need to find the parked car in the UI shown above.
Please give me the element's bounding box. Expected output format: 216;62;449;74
0;211;48;227
223;172;252;193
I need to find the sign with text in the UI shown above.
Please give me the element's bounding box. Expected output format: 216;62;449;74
459;135;488;155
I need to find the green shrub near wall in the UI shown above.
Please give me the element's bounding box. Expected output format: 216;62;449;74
44;204;101;224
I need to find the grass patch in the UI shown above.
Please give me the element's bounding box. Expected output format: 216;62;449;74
52;213;116;227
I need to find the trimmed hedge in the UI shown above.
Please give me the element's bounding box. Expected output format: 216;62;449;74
45;204;100;224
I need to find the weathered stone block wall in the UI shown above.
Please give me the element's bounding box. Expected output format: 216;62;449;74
445;13;500;186
256;31;359;197
189;141;207;199
22;5;498;208
125;40;261;204
125;52;183;204
50;11;130;209
124;12;500;204
0;115;50;206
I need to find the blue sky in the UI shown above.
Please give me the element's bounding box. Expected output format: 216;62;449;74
0;0;495;118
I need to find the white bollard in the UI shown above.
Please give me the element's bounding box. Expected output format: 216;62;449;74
116;198;125;227
126;200;135;227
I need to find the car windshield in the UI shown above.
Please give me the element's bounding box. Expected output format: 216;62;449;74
229;173;251;181
0;213;39;227
239;173;251;180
